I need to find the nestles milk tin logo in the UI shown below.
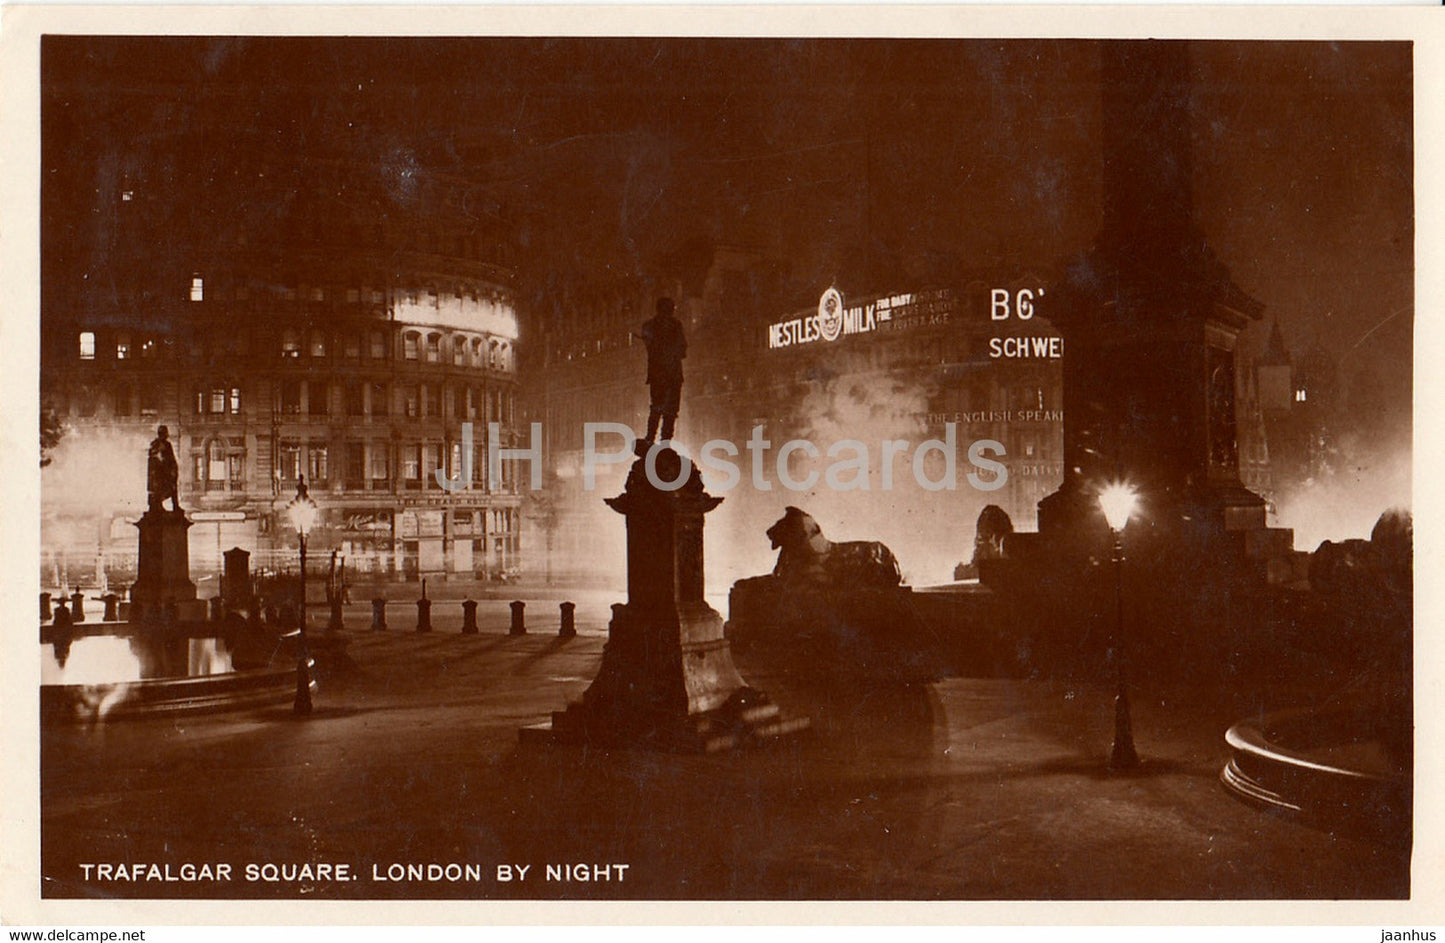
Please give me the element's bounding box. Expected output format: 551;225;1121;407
817;286;844;342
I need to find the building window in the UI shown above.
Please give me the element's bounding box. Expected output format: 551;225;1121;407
190;275;204;302
346;288;361;304
346;442;365;485
308;445;329;483
1295;388;1308;403
424;444;442;487
369;382;389;417
346;382;365;417
309;286;325;302
465;386;478;420
370;289;385;306
404;386;420;419
139;386;159;416
140;338;157;359
210;389;227;414
309;330;327;358
74;387;96;417
228;453;244;487
308;382;329;416
402;444;421;482
278;442;302;481
453;337;466;366
425;333;441;362
370;331;387;359
230;387;242;414
282;330;301;358
193;454;205;485
403;333;420;360
369;446;389;482
344;334;361;358
280;380;302;415
420;383;436;418
79;332;96;360
115;334;131;360
208;440;227;489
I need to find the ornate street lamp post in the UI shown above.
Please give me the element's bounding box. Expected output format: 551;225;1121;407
287;476;319;716
1099;482;1139;770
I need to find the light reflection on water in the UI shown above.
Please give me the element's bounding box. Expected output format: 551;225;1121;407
41;636;234;685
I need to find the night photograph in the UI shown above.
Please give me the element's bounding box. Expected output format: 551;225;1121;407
6;11;1432;921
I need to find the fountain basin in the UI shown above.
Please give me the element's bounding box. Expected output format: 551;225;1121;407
40;620;312;723
1222;702;1410;841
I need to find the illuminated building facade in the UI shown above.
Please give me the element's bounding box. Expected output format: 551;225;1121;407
41;154;525;589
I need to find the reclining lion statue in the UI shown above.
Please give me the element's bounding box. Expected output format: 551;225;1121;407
765;506;902;589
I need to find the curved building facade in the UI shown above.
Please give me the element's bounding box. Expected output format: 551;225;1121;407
41;151;527;589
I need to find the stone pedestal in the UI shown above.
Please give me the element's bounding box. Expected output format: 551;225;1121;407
130;508;201;624
522;451;807;752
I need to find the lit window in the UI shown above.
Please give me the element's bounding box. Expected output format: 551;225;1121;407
78;332;96;360
1295;389;1308;403
282;330;301;358
230;387;242;414
190;275;204;302
115;334;130;360
308;445;329;482
370;447;389;481
310;287;325;302
309;331;326;358
208;440;227;486
278;442;301;480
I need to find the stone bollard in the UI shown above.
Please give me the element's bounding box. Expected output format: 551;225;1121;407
559;601;577;638
40;592;52;621
461;599;478;634
371;598;387;630
209;597;225;622
509;600;526;636
102;593;120;622
70;591;86;623
416;597;432;633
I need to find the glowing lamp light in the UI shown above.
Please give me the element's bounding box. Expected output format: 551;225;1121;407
287;479;318;536
1098;483;1138;532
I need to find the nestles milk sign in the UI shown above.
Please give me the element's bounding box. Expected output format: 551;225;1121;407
768;287;943;349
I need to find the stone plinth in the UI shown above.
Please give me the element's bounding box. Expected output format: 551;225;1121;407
521;451;807;751
129;508;200;624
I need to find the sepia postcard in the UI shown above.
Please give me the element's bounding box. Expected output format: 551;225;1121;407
2;2;1443;929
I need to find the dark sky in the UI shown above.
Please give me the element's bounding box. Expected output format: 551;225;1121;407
42;36;1413;401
